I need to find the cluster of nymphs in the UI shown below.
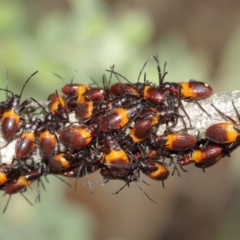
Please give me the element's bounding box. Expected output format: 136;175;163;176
0;54;239;212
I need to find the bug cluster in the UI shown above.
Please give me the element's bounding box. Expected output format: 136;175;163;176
0;54;239;212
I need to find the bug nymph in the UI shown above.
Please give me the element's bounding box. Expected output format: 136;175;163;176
205;101;240;144
101;134;131;178
74;101;109;123
150;132;197;151
2;164;45;213
30;98;60;160
152;53;213;123
100;103;143;133
0;71;38;140
15;118;42;159
59;124;98;150
47;92;69;123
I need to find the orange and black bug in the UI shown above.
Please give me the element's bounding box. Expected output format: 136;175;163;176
0;164;13;187
15;118;42;159
178;143;224;166
62;150;103;192
194;143;238;169
128;118;157;143
140;160;169;182
152;52;213;100
38;114;58;160
74;101;108;123
110;82;140;97
144;145;185;178
54;71;90;103
110;56;169;104
99;137;157;203
161;80;213;100
30;98;59;160
3;176;33;213
0;71;38;140
100;103;142;132
100;166;157;203
56;71;90;108
101;134;131;178
61;83;90;105
59;124;98;150
109;69;169;105
150;132;197;151
2;166;44;213
108;55;152;98
48;149;92;174
62;149;103;178
61;83;89;101
178;142;239;169
82;87;106;102
152;53;212;122
141;83;168;104
62;83;90;110
47;92;69;122
60;148;104;193
4;167;43;194
161;80;213;118
48;152;77;174
38;113;58;159
205;102;240;144
206;122;240;144
126;109;159;146
195;142;239;169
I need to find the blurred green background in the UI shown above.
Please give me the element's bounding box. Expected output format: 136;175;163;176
1;0;240;239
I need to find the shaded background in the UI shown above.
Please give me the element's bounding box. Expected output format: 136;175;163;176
1;0;240;239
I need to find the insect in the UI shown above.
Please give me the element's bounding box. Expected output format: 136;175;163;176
62;148;103;192
102;168;157;204
99;140;156;203
0;164;13;187
109;69;169;105
178;143;224;166
100;103;142;132
150;132;197;151
0;71;38;140
152;53;213;124
161;80;213;101
61;83;89;100
123;109;159;151
30;98;59;160
15;118;42;159
74;101;108;123
129;117;157;143
110;82;140;97
152;53;213;100
82;87;106;102
108;55;152;98
59;124;98;150
55;71;90;108
101;134;131;178
2;165;44;213
62;149;103;178
140;160;169;182
205;102;240;144
48;152;80;174
47;92;69;122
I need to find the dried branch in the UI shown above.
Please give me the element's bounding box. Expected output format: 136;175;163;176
1;90;240;165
